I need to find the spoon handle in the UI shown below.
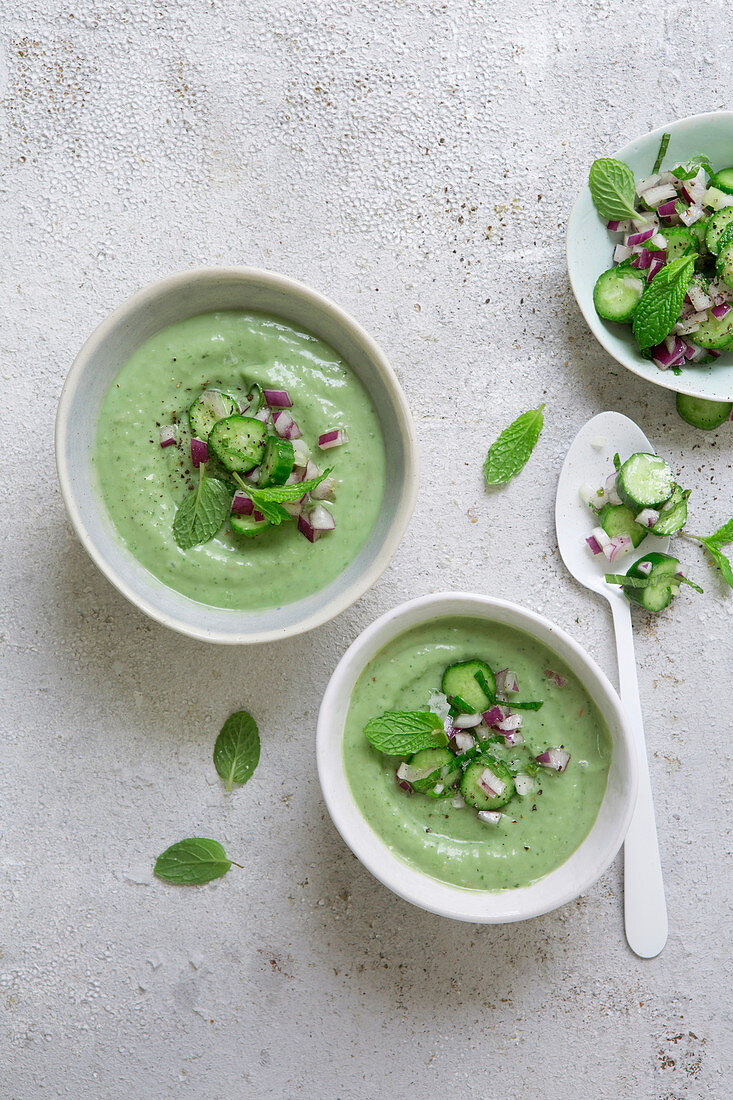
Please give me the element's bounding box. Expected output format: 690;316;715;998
610;597;668;959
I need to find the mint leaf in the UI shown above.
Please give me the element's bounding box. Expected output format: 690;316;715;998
652;132;670;175
364;711;448;755
483;405;545;485
687;518;733;588
154;838;233;885
671;154;711;181
588;158;639;221
632;256;695;350
707;518;733;545
509;700;544;711
173;468;230;549
213;711;260;793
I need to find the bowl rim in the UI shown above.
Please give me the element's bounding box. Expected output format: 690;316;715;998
566;109;733;400
55;266;419;644
317;591;639;923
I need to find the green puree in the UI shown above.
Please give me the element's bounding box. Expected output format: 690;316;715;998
344;618;613;891
93;311;386;610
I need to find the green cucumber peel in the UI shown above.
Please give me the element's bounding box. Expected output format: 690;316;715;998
605;574;652;589
632;255;696;350
172;465;231;549
154;838;241;885
483;405;545;486
651;133;670;175
363;711;448;755
213;711;261;793
588;158;643;222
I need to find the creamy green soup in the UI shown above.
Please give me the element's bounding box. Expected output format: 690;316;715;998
344;617;613;890
93;311;386;610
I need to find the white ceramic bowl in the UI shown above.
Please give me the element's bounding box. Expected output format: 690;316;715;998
56;267;419;644
317;593;638;923
567;110;733;401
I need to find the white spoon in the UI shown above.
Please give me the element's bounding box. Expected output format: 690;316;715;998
556;410;668;959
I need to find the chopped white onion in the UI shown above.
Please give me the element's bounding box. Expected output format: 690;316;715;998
613;243;632;263
579;482;600;506
514;774;535;797
477;810;502;826
452;731;475;752
478;768;505;798
636;508;660;529
589;435;607;451
452;711;483;729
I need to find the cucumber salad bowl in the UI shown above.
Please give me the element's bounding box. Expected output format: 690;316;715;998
567;111;733;402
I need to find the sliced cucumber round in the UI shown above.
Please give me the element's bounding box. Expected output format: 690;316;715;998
716;241;733;290
689;308;733;349
208;415;267;473
188;389;239;440
616;453;675;511
705;207;733;255
259;436;295;487
709;167;733;195
408;748;461;798
460;758;515;811
230;511;270;537
598;503;648;548
661;226;696;262
441;660;496;713
622;552;682;613
593;266;644;323
676;393;733;430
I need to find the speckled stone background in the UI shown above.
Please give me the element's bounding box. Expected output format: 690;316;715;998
1;2;731;1097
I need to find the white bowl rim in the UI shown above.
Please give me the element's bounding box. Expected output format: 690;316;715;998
317;591;639;923
55;266;419;644
567;109;733;400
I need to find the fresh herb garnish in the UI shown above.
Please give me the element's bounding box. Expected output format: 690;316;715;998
605;574;652;589
686;517;733;588
651;132;670;175
364;711;448;755
474;670;496;704
232;468;333;526
213;711;261;792
508;700;544;711
632;255;696;350
483;405;545;486
613;452;621;471
154;838;240;885
449;693;477;717
588;157;640;221
173;465;231;549
670;154;712;181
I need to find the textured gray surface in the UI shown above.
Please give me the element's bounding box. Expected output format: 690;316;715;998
1;2;732;1097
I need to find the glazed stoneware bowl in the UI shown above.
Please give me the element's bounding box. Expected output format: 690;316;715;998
317;592;638;923
56;268;419;644
567;110;733;401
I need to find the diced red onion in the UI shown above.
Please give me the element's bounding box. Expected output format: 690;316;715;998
640;183;677;208
478;767;505;798
190;438;209;467
636;174;660;195
477;810;502;826
536;748;571;772
613;243;632;263
451;793;466;809
452;711;483;729
586;535;603;556
253;407;272;425
650;233;667;249
495;668;519;695
604;473;623;505
607;219;630;232
656;199;678;218
272;409;302;440
650;338;686;370
500;729;524;747
625;227;655;247
396;776;413;794
636;560;653;576
647;254;666;282
711;302;731;320
231;490;254;515
591;525;612;552
159;425;177;448
604;534;632;563
544;669;567;688
263;388;292;408
310;475;337;501
297;504;335;542
579;482;600;507
318;428;348;450
632;248;652;270
514;774;535;797
281;499;304;518
679;202;705;227
495;713;522;732
482;705;506;728
292;438;310;468
683;341;706;362
636;508;660;529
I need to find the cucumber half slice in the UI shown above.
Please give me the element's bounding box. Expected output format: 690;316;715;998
709;167;733;196
616;453;675;511
230;511;270;537
599;503;648;548
689;308;733;349
676;393;733;430
621;552;682;613
188;389;239;440
407;748;461;798
441;660;496;713
208;415;267;473
705;207;733;255
259;436;295;487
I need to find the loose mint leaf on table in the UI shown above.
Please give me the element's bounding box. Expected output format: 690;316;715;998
632;256;695;350
687;517;733;588
233;468;333;526
173;468;231;549
364;711;448;756
651;132;670;175
154;838;236;885
483;405;545;486
214;710;261;792
588;158;639;221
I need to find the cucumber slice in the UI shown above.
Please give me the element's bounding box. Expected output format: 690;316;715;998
460;758;515;811
716;241;733;289
593;266;644;323
676;393;733;430
705;207;733;254
598;503;647;548
188;389;239;440
650;490;688;536
259;436;295;487
709;167;733;195
621;552;682;612
441;660;496;713
616;453;675;511
230;511;270;537
689;307;733;349
661;226;696;262
689;220;709;249
408;748;461;798
208;415;267;473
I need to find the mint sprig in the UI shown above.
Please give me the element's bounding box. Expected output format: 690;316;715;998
483;405;545;486
173;466;231;549
364;711;448;755
686;517;733;588
213;711;260;793
632;256;695;350
671;154;711;181
232;468;333;526
154;838;240;885
588;158;640;221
